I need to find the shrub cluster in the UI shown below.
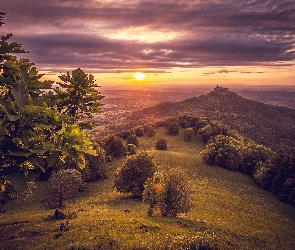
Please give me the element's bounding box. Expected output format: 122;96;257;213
100;135;126;159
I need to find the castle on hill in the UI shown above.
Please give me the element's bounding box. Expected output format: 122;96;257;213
214;85;229;93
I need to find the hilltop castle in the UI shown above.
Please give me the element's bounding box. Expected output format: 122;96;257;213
214;85;229;93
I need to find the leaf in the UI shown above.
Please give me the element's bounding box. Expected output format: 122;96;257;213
11;83;28;108
47;151;61;167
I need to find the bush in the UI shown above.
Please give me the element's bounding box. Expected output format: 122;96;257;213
114;150;157;197
43;169;85;208
184;128;194;142
101;135;126;158
145;125;156;137
126;144;137;155
135;127;145;137
126;134;139;146
165;117;179;135
143;168;191;217
156;137;168;150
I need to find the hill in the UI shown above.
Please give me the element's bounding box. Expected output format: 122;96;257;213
1;127;295;249
130;90;295;153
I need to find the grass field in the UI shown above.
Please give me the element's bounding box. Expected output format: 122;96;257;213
1;127;295;249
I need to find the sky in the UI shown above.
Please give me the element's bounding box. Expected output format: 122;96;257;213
1;0;295;87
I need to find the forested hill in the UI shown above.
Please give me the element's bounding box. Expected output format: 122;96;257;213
130;90;295;152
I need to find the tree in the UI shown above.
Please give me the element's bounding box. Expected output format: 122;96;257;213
143;168;191;217
126;134;139;146
0;13;104;189
43;169;85;208
183;128;194;142
101;135;126;158
156;137;168;150
165;117;179;135
114;150;157;197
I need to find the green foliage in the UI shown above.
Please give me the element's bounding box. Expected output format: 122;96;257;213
183;127;194;142
145;125;156;137
126;134;139;146
143;168;191;217
114;150;157;197
101;135;126;158
165;117;179;135
156;137;168;150
200;135;244;171
43;169;85;208
179;114;198;128
0;14;104;187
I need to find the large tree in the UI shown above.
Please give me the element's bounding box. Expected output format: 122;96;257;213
0;13;104;189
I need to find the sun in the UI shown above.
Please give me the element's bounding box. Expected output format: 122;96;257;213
134;72;146;80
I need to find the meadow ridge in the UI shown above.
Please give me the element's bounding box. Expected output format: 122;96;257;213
1;127;295;250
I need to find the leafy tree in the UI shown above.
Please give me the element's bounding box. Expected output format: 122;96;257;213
43;169;85;208
143;168;191;217
126;134;139;146
0;179;17;205
156;137;168;150
114;150;157;197
0;13;104;189
135;127;144;137
101;135;126;158
183;128;194;142
165;117;179;135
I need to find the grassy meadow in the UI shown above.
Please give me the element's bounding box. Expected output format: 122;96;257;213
1;127;295;249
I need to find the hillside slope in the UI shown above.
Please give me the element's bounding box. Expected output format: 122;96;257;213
130;90;295;152
1;127;295;249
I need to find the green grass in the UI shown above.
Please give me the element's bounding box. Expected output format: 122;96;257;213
1;127;295;249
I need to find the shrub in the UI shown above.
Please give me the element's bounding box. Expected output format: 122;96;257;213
126;134;139;146
146;126;156;137
114;150;157;197
43;169;85;208
184;128;194;142
135;127;145;137
165;117;179;135
126;144;137;155
156;137;168;150
143;168;191;217
101;135;126;158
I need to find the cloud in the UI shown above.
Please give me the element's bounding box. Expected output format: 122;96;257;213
1;0;294;73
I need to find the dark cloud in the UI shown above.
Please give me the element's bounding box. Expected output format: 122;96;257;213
1;0;294;73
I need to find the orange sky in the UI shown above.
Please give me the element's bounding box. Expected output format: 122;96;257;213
2;0;295;87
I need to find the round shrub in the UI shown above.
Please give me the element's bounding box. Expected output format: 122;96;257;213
135;127;145;137
126;134;139;146
183;128;194;142
165;118;179;135
156;137;168;150
101;135;126;158
114;150;157;197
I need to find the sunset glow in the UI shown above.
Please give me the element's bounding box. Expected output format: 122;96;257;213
1;0;294;87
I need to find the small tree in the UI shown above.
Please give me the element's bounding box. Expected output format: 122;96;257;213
101;135;126;158
183;128;194;142
143;168;191;217
126;134;139;146
165;117;179;135
43;169;85;208
156;137;168;150
135;127;144;137
126;144;137;155
114;150;157;197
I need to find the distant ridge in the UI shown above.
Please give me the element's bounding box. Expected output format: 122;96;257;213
130;87;295;152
